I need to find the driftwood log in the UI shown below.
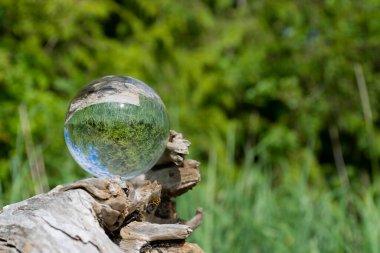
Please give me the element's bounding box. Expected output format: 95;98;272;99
0;131;204;253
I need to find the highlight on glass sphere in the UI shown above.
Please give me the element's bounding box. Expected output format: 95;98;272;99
64;75;170;179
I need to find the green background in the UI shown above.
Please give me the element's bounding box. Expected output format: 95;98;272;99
1;1;380;252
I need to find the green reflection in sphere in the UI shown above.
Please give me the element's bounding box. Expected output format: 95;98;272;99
64;75;170;179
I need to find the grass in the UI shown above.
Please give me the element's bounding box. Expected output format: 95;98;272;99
4;107;380;253
177;137;380;253
65;95;169;178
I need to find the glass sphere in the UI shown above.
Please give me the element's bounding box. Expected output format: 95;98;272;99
64;75;170;179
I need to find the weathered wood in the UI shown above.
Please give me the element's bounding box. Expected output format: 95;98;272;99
156;130;191;166
185;208;204;230
146;160;200;196
0;188;123;253
146;243;204;253
119;222;192;252
0;131;203;253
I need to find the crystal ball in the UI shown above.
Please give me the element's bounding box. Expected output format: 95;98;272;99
64;75;170;179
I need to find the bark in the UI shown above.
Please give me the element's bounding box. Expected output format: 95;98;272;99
0;130;203;253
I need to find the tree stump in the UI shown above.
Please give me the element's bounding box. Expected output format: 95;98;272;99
0;131;204;253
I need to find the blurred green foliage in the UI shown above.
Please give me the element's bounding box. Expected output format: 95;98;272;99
1;0;380;252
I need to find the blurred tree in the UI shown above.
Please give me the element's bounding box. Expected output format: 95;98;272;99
1;0;380;203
